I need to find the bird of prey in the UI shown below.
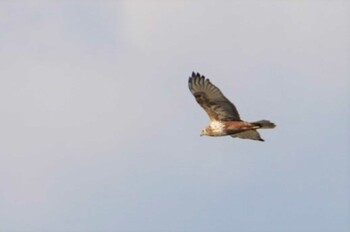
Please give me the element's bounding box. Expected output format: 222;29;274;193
188;72;275;141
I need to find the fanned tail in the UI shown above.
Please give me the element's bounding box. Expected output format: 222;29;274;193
252;120;276;129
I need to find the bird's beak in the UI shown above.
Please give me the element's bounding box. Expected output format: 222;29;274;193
200;132;204;136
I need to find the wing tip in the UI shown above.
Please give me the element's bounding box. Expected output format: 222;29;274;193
189;71;214;93
189;71;201;86
191;71;204;78
190;71;208;82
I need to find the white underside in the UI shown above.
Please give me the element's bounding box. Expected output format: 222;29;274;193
209;121;225;133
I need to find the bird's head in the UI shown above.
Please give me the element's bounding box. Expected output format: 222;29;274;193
200;128;209;136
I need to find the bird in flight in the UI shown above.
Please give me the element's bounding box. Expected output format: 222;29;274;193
188;72;276;141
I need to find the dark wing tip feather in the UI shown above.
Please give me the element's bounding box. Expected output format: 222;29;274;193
191;71;205;78
189;71;216;94
189;71;203;89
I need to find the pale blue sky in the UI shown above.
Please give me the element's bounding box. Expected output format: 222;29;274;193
0;1;349;232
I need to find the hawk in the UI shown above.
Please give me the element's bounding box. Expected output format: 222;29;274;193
188;72;276;141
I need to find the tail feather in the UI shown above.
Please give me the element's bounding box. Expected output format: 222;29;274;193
252;120;276;129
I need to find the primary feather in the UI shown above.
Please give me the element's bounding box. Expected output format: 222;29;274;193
188;72;240;121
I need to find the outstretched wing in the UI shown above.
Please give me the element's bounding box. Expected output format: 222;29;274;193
188;72;240;121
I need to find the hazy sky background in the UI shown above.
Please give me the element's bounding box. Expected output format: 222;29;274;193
1;1;349;232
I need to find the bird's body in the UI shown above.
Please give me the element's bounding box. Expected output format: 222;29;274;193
204;121;258;137
188;72;275;141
